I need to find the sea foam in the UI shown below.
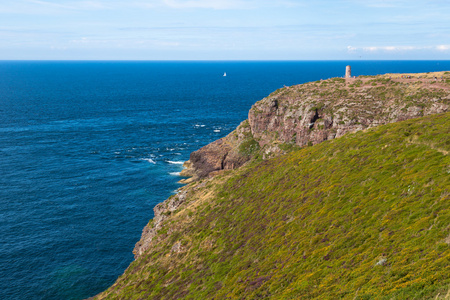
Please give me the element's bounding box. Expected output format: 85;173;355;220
142;158;156;164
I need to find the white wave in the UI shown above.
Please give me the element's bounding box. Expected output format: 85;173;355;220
214;129;221;132
169;172;181;176
168;160;184;165
141;158;156;164
194;124;206;128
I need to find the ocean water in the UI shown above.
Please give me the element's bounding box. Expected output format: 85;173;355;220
1;60;450;300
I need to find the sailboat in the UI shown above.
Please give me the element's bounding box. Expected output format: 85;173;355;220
223;72;227;77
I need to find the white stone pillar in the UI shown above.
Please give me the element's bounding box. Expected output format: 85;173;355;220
345;65;351;78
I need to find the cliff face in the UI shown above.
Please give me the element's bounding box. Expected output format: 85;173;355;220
131;71;450;262
96;111;450;300
179;119;258;182
184;72;449;178
133;189;189;258
94;71;450;300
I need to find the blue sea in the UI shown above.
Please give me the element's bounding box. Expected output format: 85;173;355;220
1;61;450;300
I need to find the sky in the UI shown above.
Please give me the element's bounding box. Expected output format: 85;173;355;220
0;0;449;60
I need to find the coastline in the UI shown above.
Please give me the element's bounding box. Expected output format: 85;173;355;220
93;70;450;299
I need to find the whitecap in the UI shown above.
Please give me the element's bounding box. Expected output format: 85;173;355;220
141;158;156;164
169;172;181;176
214;129;221;132
168;161;184;165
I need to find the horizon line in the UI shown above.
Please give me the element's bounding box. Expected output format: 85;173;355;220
1;59;450;62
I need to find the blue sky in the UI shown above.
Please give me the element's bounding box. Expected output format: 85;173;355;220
0;0;449;60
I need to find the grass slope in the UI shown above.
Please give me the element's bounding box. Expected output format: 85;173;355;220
97;112;450;300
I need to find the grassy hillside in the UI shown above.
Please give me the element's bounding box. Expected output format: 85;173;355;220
96;112;450;299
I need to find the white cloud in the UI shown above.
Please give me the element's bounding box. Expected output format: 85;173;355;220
162;0;244;9
0;0;301;13
347;44;450;53
348;45;429;52
436;45;450;51
67;36;183;49
0;0;112;14
348;0;407;8
363;46;380;52
158;0;303;10
376;46;418;51
27;0;111;10
27;0;73;9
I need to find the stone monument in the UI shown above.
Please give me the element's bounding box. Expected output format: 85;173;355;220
345;65;351;78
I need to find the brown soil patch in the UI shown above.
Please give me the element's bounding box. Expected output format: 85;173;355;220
345;71;450;91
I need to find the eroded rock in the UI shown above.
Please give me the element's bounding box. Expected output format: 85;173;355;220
180;73;450;180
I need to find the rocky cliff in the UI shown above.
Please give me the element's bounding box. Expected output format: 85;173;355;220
179;120;256;183
95;71;450;300
182;72;449;180
96;109;450;299
131;71;450;260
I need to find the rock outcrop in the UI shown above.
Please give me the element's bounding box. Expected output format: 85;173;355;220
133;179;214;259
96;111;450;300
134;71;450;259
95;71;450;300
180;120;258;181
182;72;450;178
133;188;191;258
135;72;450;260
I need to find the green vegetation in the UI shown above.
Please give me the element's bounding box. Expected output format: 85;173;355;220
278;141;302;153
238;137;261;157
97;112;450;300
348;79;363;88
368;78;393;85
